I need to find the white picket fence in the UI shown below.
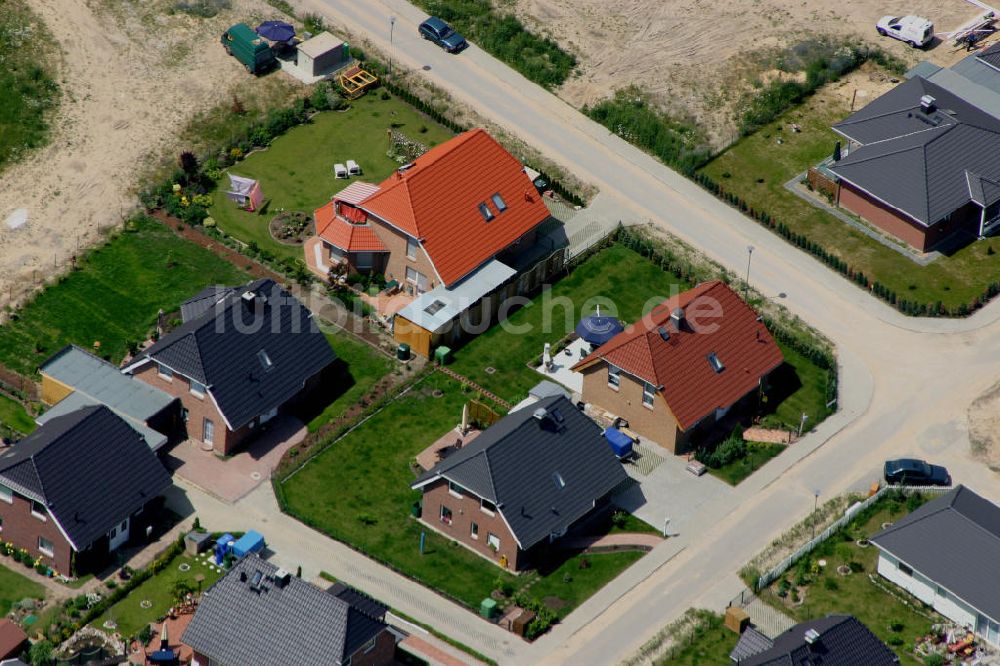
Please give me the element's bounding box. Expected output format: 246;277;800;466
756;485;950;591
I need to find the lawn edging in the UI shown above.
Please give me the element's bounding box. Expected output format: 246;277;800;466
318;571;499;666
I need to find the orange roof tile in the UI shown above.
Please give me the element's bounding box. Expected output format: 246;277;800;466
315;202;387;253
573;281;784;430
361;129;550;286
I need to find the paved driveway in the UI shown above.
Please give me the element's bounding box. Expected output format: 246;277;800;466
163;416;306;503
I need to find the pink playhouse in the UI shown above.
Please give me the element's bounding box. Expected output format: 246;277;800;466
225;174;264;212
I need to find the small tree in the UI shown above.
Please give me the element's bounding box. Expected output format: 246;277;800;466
29;639;53;666
178;151;199;179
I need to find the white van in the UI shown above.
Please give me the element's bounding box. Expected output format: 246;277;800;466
876;15;934;48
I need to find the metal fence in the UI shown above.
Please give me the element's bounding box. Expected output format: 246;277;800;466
756;485;950;591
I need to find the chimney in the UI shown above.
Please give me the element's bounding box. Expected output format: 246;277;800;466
670;307;685;329
920;95;936;113
804;628;821;645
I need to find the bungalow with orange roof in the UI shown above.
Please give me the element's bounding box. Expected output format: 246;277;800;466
572;281;784;454
304;128;561;356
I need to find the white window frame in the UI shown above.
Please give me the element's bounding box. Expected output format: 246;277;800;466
470;522;479;540
487;532;501;551
31;500;47;521
491;192;507;212
38;536;54;557
480;499;496;516
0;483;11;504
190;380;206;397
203;418;215;445
478;202;495;222
448;481;464;498
362;637;377;654
406;237;418;260
157;363;173;381
608;364;621;390
257;350;273;372
643;382;655;408
439;504;453;525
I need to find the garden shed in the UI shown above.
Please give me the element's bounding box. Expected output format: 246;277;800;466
296;32;349;77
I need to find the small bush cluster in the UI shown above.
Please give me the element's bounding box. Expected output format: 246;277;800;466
172;0;230;17
696;430;747;469
416;0;576;88
584;86;711;175
512;593;557;639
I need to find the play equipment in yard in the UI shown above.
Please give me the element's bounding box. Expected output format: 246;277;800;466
231;530;266;558
338;64;379;99
225;174;264;212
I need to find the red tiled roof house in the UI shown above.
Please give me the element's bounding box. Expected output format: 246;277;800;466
572;281;784;454
304;129;557;356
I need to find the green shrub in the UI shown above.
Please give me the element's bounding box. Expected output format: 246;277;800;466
923;654;945;666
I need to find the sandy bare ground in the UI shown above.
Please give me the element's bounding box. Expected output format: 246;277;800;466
512;0;987;145
0;0;300;309
967;381;1000;472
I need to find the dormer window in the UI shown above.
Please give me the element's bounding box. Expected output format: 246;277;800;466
257;350;273;372
478;203;494;222
491;193;507;212
707;352;725;373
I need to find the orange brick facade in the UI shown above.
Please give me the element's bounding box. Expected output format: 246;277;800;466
837;181;972;252
0;491;74;575
132;363;252;455
420;479;522;570
580;365;688;454
366;213;440;293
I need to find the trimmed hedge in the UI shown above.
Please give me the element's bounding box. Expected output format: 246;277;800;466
692;171;1000;317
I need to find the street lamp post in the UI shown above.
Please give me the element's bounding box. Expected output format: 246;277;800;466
812;491;820;539
744;245;754;301
798;412;809;437
389;16;396;80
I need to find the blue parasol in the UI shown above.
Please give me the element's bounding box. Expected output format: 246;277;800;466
575;312;624;346
256;21;296;43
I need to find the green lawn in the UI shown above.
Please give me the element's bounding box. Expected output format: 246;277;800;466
281;372;643;614
283;372;516;605
525;550;644;619
449;245;689;404
91;552;223;637
0;393;35;434
759;495;937;665
766;343;833;431
697;91;1000;310
709;442;785;486
660;610;739;665
0;560;45;615
0;0;59;172
210;94;454;262
0;216;248;375
305;331;393;433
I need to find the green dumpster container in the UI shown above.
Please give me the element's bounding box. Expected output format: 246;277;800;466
397;343;411;361
480;597;498;619
434;345;452;366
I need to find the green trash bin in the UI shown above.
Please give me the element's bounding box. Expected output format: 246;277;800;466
410;501;422;518
434;345;452;366
397;343;411;361
479;597;498;619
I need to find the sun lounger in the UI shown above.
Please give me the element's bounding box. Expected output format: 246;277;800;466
346;160;361;175
334;163;348;179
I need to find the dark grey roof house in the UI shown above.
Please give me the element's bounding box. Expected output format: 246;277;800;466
0;406;172;574
871;485;1000;645
123;279;337;454
730;615;899;665
829;76;1000;243
412;395;629;569
182;555;395;666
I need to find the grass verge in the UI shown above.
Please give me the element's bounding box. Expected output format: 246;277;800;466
0;392;35;434
306;331;394;433
0;216;247;375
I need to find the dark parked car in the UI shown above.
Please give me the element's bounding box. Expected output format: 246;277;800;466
418;17;468;53
883;458;951;486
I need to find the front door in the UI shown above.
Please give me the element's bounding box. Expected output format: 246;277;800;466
203;418;215;444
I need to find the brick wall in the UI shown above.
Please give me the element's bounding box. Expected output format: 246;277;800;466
132;363;246;454
580;363;687;454
347;628;396;666
421;480;521;570
836;182;978;252
0;491;73;575
367;214;439;294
